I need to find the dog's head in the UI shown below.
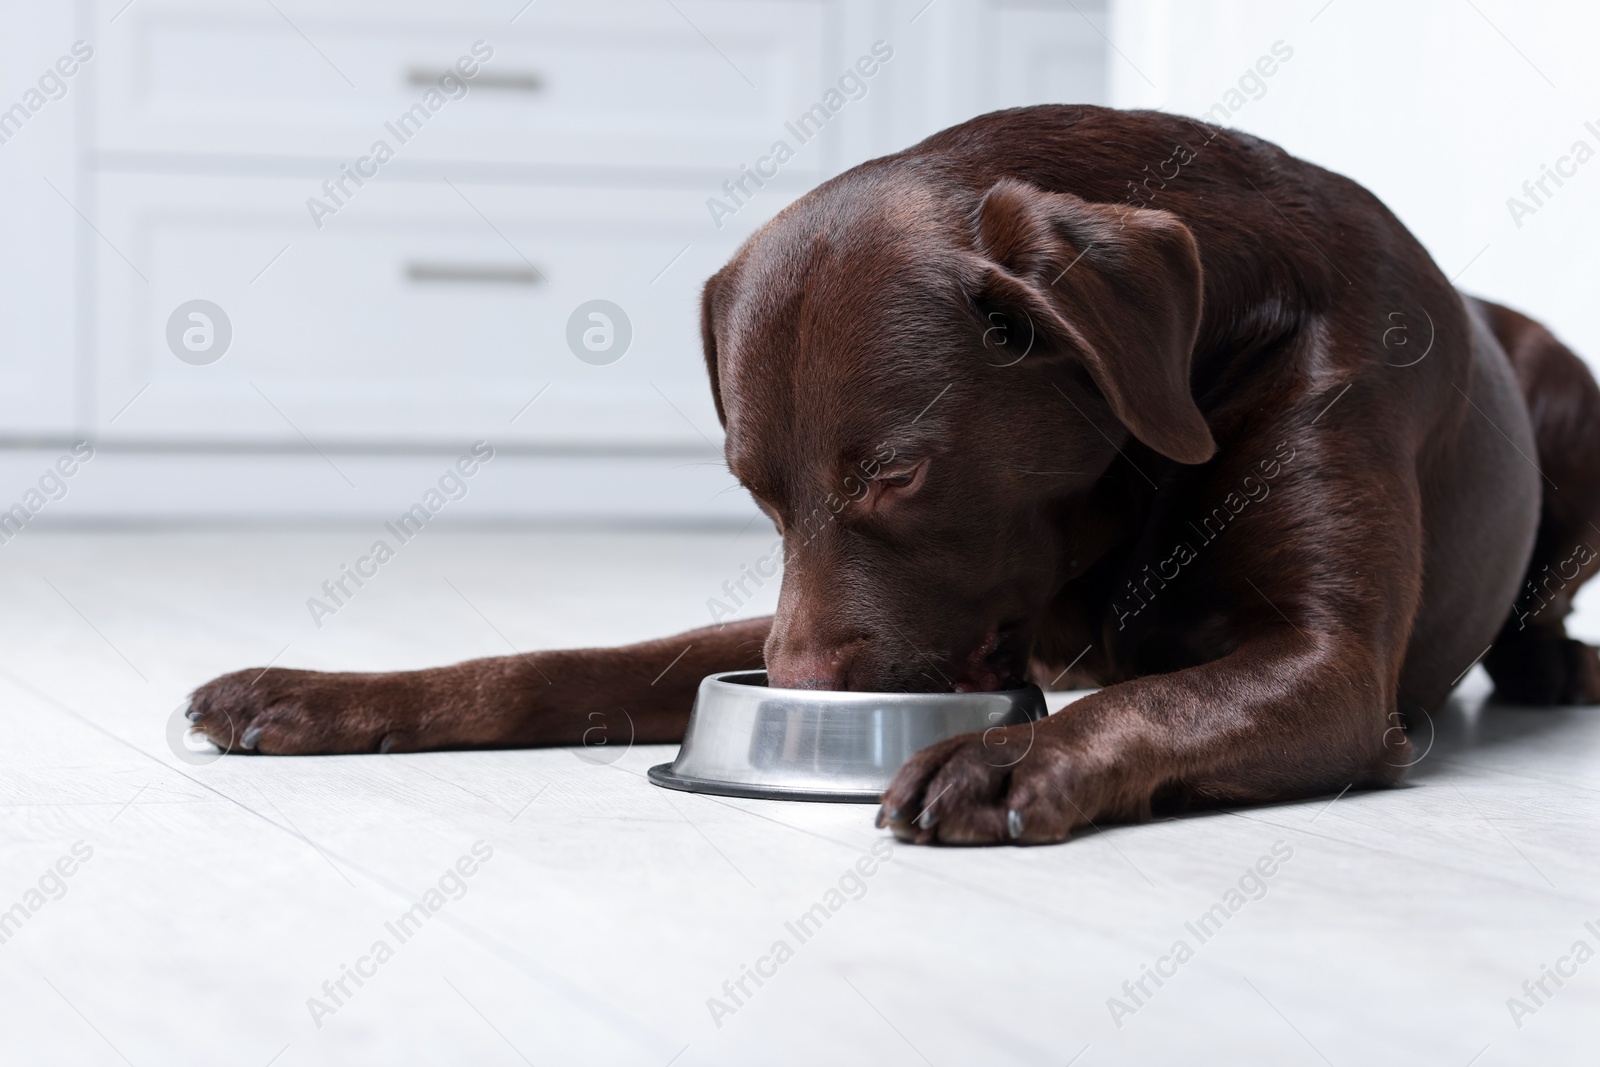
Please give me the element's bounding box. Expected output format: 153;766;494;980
702;171;1214;691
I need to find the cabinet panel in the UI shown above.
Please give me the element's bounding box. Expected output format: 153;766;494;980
91;173;793;446
986;2;1109;113
92;0;832;174
0;2;81;436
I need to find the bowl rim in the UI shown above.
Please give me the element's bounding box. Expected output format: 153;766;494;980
647;762;885;803
703;668;1046;702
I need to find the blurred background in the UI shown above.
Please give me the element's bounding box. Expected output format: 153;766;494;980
4;0;1593;527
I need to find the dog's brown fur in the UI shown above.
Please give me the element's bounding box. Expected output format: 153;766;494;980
189;106;1600;845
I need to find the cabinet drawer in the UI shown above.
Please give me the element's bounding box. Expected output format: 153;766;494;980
90;173;790;446
92;0;832;173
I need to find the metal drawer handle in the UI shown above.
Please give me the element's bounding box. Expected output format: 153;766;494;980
405;262;544;285
405;68;544;93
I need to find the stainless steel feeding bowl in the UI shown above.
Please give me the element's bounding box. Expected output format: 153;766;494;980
647;670;1049;803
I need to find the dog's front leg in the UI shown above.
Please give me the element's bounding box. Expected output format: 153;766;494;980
187;618;770;755
880;631;1408;845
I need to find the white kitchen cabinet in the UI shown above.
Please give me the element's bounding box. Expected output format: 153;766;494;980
0;0;1108;518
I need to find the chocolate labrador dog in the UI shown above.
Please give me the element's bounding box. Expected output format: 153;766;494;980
189;106;1600;845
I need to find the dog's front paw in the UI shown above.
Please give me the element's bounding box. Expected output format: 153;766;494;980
879;725;1113;845
187;667;412;756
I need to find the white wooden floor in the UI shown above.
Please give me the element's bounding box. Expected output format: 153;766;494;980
1;525;1597;1066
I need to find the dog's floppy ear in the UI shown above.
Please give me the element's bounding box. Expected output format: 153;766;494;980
699;268;728;428
973;178;1215;465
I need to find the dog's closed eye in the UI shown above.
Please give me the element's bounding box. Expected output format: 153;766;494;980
874;460;928;495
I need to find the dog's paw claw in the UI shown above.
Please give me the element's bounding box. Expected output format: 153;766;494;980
881;728;1095;846
186;666;410;756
